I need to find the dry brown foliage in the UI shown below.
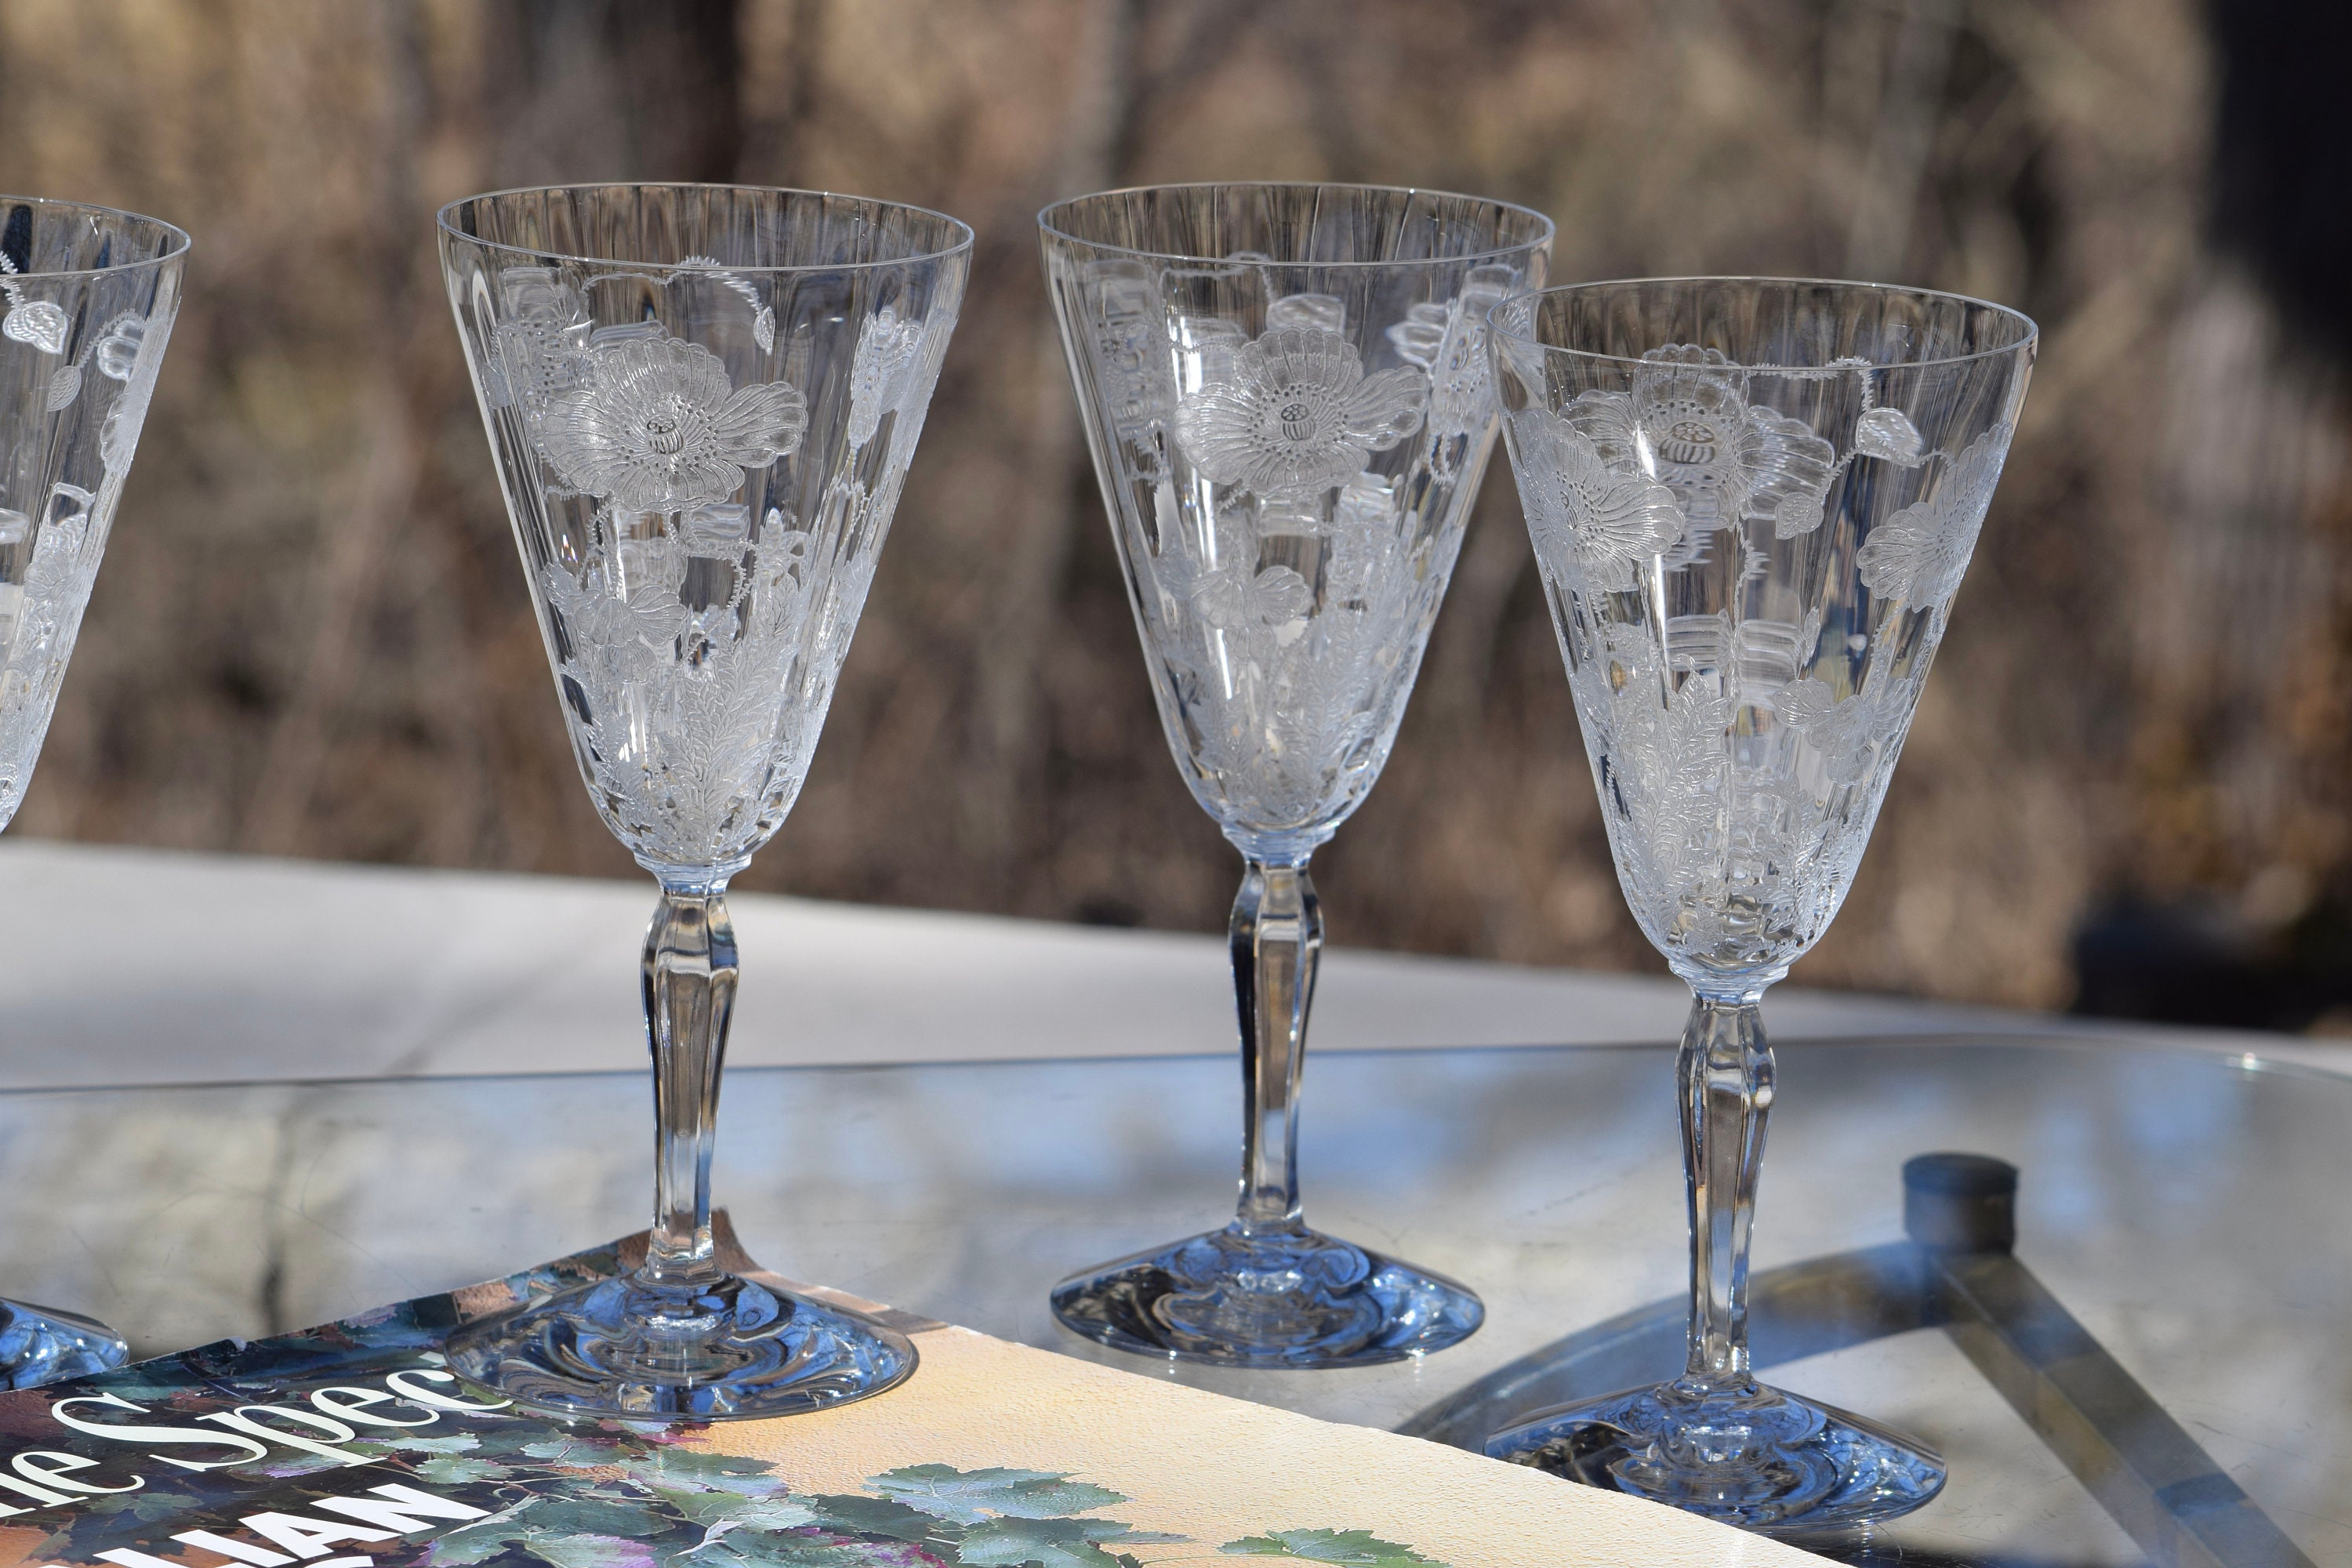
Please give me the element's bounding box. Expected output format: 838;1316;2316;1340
0;0;2339;1012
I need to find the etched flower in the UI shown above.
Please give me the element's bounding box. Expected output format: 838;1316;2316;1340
1086;263;1179;430
846;304;924;450
1854;423;2011;608
1156;510;1314;637
1189;548;1313;633
1853;405;1926;466
1384;263;1519;445
1566;346;1835;539
1778;668;1926;787
1174;325;1425;496
1512;409;1684;592
97;313;164;474
541;335;808;514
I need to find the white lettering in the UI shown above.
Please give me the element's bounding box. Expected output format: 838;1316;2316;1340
238;1513;397;1560
311;1484;488;1534
380;1370;507;1414
307;1388;435;1431
0;1473;72;1508
14;1450;141;1495
50;1395;270;1473
194;1410;369;1468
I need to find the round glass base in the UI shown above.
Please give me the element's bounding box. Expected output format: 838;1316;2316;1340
1051;1221;1482;1367
1485;1377;1945;1533
446;1271;916;1421
0;1298;129;1391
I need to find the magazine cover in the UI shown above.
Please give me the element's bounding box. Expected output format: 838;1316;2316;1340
0;1233;1824;1568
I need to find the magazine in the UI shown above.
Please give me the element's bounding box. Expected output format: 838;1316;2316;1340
0;1231;1824;1568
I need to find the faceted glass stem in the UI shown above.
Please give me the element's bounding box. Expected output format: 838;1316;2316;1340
1679;991;1772;1396
1046;849;1482;1364
1484;988;1945;1530
442;875;915;1418
1232;857;1319;1236
643;880;736;1289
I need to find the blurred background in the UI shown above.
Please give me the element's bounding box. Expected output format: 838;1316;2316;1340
2;0;2347;1028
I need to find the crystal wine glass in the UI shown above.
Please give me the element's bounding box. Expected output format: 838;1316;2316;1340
437;183;970;1418
1039;183;1552;1366
1481;278;2036;1529
0;197;187;1389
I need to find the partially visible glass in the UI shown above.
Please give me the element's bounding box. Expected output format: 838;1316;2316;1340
1482;278;2035;1530
437;183;971;1418
0;196;187;1388
1039;183;1552;1366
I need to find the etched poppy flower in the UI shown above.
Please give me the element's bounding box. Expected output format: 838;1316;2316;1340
1174;325;1425;497
1566;346;1836;539
542;334;808;514
846;304;924;450
1512;410;1685;593
1854;423;2011;608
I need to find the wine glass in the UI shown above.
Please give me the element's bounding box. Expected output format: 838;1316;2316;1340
1481;278;2035;1529
0;197;187;1388
437;183;970;1418
1039;183;1552;1366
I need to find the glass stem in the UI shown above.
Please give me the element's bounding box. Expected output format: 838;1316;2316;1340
1678;990;1773;1394
1231;856;1320;1236
641;880;739;1288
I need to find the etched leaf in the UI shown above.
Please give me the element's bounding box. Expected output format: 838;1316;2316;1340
2;299;69;354
1853;403;1926;466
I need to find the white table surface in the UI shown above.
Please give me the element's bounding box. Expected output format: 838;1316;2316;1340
0;839;2328;1091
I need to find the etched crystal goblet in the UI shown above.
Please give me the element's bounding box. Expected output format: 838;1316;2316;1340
0;197;187;1389
437;184;970;1417
1481;278;2036;1528
1040;183;1552;1365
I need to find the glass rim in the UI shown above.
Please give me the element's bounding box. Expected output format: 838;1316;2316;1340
1490;275;2039;372
1036;180;1556;270
0;194;191;279
434;181;976;273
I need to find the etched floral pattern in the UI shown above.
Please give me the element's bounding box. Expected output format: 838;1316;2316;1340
0;280;172;829
469;253;955;868
1385;262;1519;466
1855;422;2013;608
1565;346;1837;540
1174;325;1426;497
1512;338;2020;980
1057;255;1535;837
846;303;924;451
1512;410;1683;592
539;334;808;514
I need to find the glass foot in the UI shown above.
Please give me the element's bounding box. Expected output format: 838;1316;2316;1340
1051;1222;1481;1367
446;1270;916;1421
1486;1378;1945;1533
0;1298;129;1389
